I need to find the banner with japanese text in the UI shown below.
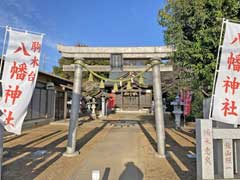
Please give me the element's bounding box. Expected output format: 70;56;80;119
212;21;240;124
184;90;192;116
180;89;192;116
0;29;43;134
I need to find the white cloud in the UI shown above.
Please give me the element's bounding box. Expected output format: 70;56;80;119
0;0;58;50
44;38;57;50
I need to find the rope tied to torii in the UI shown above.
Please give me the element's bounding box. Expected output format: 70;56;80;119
75;60;162;85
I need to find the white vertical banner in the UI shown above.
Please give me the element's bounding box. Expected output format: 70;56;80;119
212;21;240;124
0;29;43;134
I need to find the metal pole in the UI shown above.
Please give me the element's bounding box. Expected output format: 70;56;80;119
209;18;226;119
0;26;45;36
0;26;8;76
0;26;8;180
0;124;4;179
152;59;165;157
63;59;83;156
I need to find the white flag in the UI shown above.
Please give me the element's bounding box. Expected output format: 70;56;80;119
0;29;43;134
212;21;240;124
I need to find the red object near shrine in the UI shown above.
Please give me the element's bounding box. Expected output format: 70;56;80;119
107;93;116;110
180;90;192;116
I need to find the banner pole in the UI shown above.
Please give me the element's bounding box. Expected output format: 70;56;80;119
209;18;226;119
0;26;7;180
0;124;4;180
0;26;8;75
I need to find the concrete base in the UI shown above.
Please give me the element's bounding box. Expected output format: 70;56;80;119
155;152;167;159
62;151;79;157
91;114;97;120
115;109;149;113
98;115;106;120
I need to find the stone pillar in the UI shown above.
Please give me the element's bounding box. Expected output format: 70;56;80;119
92;98;96;119
87;101;91;112
101;95;105;117
214;122;234;176
63;59;83;156
222;139;234;178
236;140;240;175
196;119;214;180
152;58;165;157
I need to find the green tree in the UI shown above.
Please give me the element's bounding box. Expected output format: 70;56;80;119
158;0;240;118
53;57;109;81
52;44;110;96
53;43;109;82
53;57;74;80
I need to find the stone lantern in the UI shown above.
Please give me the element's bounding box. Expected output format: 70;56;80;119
171;95;184;129
86;96;92;114
91;98;97;119
100;92;108;117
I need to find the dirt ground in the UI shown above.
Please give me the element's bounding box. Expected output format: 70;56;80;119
2;113;196;180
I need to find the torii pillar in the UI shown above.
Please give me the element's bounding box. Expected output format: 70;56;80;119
152;58;165;157
63;58;83;156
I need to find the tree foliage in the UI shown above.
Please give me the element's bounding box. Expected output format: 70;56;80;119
53;57;74;80
159;0;240;95
159;0;240;118
53;57;109;82
53;43;110;82
52;51;110;97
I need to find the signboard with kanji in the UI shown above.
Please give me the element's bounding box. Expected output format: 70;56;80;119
212;21;240;124
0;29;43;134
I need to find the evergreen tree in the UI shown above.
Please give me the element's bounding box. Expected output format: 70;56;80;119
53;57;74;80
158;0;240;117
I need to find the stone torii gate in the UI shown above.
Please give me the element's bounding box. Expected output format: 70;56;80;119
57;45;173;157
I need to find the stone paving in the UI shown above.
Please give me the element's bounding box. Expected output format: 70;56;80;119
2;113;196;180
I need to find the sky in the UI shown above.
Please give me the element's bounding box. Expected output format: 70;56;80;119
0;0;166;72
